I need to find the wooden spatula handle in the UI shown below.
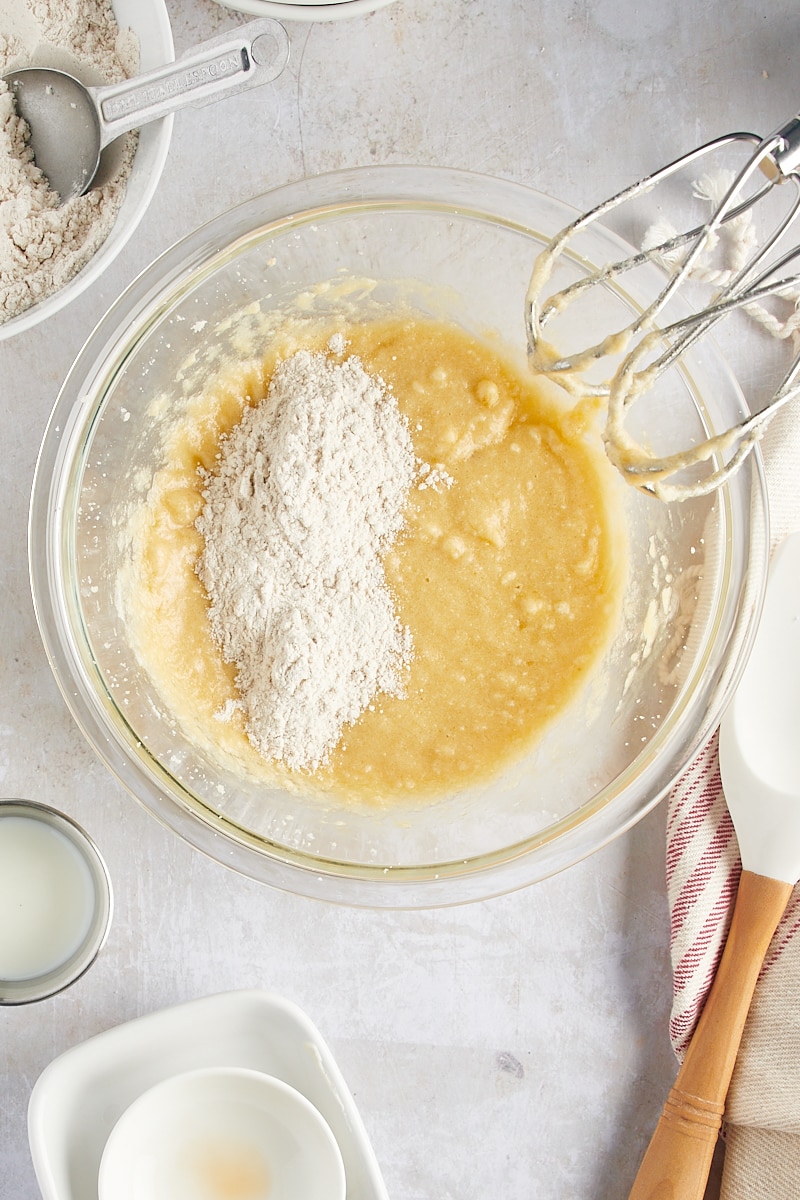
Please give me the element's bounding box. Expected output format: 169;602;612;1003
628;869;793;1200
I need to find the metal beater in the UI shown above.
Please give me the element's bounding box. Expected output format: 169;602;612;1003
525;113;800;500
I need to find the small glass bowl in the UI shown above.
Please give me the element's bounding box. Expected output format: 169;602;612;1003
29;166;769;906
0;800;113;1004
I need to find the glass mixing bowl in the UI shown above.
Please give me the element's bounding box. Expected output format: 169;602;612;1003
29;166;768;906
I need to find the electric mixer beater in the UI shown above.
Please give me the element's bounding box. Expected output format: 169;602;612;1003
525;113;800;500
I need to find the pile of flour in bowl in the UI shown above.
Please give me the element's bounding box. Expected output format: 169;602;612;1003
0;0;138;324
196;343;418;774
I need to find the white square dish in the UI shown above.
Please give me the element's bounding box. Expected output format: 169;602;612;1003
28;990;389;1200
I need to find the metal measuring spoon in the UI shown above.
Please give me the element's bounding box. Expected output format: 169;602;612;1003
1;18;289;203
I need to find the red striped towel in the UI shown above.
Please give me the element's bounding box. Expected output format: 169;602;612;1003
666;731;741;1059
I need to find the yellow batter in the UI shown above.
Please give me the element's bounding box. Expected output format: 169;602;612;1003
124;316;626;804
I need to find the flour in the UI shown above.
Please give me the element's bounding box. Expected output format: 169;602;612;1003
196;345;418;773
0;0;139;325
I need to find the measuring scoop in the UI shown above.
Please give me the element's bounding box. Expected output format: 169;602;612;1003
628;529;800;1200
1;18;289;203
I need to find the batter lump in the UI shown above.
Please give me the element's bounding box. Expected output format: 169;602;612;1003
124;315;627;803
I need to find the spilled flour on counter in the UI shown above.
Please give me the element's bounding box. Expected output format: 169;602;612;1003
196;345;418;773
0;0;139;324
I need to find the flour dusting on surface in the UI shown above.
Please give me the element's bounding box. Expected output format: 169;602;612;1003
196;345;417;772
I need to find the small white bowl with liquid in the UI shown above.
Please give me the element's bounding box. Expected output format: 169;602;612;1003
98;1067;346;1200
0;799;112;1004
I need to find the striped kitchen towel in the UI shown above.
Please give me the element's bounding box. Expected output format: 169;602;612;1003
666;729;741;1061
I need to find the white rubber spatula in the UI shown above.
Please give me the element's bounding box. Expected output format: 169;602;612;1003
629;529;800;1200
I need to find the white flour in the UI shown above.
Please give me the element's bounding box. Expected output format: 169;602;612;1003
0;0;139;324
196;345;418;773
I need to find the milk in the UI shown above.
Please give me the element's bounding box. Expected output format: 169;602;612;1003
0;815;96;981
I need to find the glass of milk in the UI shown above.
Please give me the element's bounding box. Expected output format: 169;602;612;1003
0;799;112;1004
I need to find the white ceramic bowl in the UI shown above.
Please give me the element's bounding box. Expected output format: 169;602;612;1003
98;1067;346;1200
0;0;173;342
212;0;397;20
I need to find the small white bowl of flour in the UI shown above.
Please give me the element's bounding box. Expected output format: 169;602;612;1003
0;0;173;340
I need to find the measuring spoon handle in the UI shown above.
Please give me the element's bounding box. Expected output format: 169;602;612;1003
89;18;289;150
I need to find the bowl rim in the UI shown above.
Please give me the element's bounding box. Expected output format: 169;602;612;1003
211;0;398;19
28;163;771;906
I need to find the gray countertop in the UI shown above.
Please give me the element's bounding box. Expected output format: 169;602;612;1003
1;1;795;1196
